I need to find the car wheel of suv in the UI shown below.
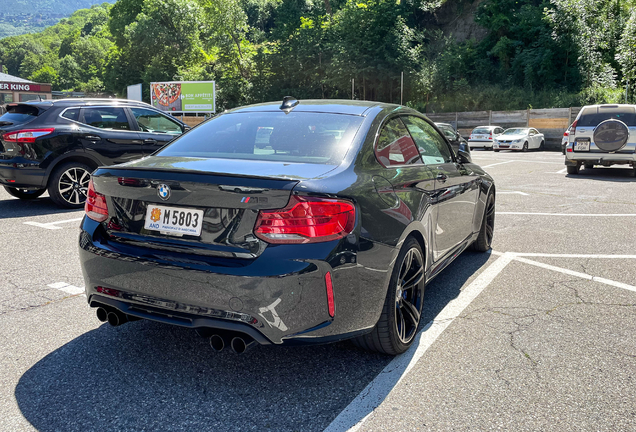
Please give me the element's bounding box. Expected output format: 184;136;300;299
353;237;424;355
3;186;46;200
566;165;580;175
522;142;529;152
472;192;495;252
48;161;92;208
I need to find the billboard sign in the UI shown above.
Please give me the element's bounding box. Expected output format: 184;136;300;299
127;83;142;101
150;81;215;113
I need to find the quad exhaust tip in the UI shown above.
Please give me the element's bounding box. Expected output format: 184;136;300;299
209;334;225;352
96;307;108;323
230;336;255;354
106;311;128;327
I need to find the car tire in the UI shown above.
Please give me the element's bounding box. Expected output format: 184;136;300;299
539;141;545;151
522;142;529;152
472;192;495;252
3;186;46;200
352;237;425;355
584;163;594;169
566;165;579;175
493;149;500;152
48;161;93;208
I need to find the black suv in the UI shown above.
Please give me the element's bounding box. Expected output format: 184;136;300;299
0;99;189;207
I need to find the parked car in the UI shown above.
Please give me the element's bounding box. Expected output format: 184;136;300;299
0;99;188;208
468;125;504;150
565;104;636;175
80;98;496;355
493;127;545;152
561;123;573;154
434;122;469;155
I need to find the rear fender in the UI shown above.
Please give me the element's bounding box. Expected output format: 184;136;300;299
42;150;102;184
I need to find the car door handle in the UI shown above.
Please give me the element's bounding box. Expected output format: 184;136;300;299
85;135;101;141
436;173;448;183
143;139;158;144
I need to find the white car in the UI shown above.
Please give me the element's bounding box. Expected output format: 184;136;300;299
468;125;504;150
493;127;545;152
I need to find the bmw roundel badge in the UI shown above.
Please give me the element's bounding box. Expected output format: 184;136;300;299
157;184;171;200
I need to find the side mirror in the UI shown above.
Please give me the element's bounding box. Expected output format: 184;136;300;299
458;142;472;164
182;125;191;133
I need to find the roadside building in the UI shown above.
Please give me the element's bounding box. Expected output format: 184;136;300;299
0;71;52;104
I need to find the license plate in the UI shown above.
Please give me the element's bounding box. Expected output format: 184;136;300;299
144;205;204;237
574;141;590;151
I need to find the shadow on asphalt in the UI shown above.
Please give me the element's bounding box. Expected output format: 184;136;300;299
0;196;79;219
14;251;492;432
565;167;636;182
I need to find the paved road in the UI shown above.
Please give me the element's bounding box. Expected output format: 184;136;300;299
1;150;635;431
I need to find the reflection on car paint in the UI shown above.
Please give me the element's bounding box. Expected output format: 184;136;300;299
258;298;289;331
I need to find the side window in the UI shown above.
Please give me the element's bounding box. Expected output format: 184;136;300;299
375;118;422;168
130;108;183;135
62;108;80;121
82;107;131;131
440;126;456;140
402;116;453;165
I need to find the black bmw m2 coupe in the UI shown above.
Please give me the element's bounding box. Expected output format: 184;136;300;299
79;98;495;355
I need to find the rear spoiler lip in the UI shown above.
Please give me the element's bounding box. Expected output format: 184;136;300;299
4;102;51;115
93;166;307;183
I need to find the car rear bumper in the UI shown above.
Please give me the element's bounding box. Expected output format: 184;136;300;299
78;218;392;345
468;140;493;148
0;161;46;189
565;152;636;166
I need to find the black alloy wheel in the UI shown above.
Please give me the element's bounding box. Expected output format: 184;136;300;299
3;186;46;200
472;192;495;252
522;142;529;152
48;161;92;208
353;237;425;355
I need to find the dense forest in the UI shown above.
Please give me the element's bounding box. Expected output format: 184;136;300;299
0;0;634;112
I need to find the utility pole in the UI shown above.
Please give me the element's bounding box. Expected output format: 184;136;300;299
626;78;630;104
352;78;354;100
400;72;404;105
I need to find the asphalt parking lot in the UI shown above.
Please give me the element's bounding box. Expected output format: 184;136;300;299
1;150;635;431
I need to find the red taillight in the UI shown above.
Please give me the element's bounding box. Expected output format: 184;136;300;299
2;128;54;144
85;179;108;222
325;272;335;317
254;195;356;244
563;130;569;137
570;120;577;135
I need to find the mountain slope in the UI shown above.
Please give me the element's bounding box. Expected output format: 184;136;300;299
0;0;114;38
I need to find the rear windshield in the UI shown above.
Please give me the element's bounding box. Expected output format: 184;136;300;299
0;104;40;126
472;128;491;134
157;111;364;164
577;107;636;127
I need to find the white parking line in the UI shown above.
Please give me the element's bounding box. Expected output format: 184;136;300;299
24;217;83;230
509;253;636;259
324;252;515;432
513;256;636;293
482;160;515;168
497;212;636;217
498;191;529;196
547;167;568;174
47;282;85;295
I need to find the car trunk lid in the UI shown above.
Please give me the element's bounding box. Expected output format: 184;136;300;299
91;157;338;258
